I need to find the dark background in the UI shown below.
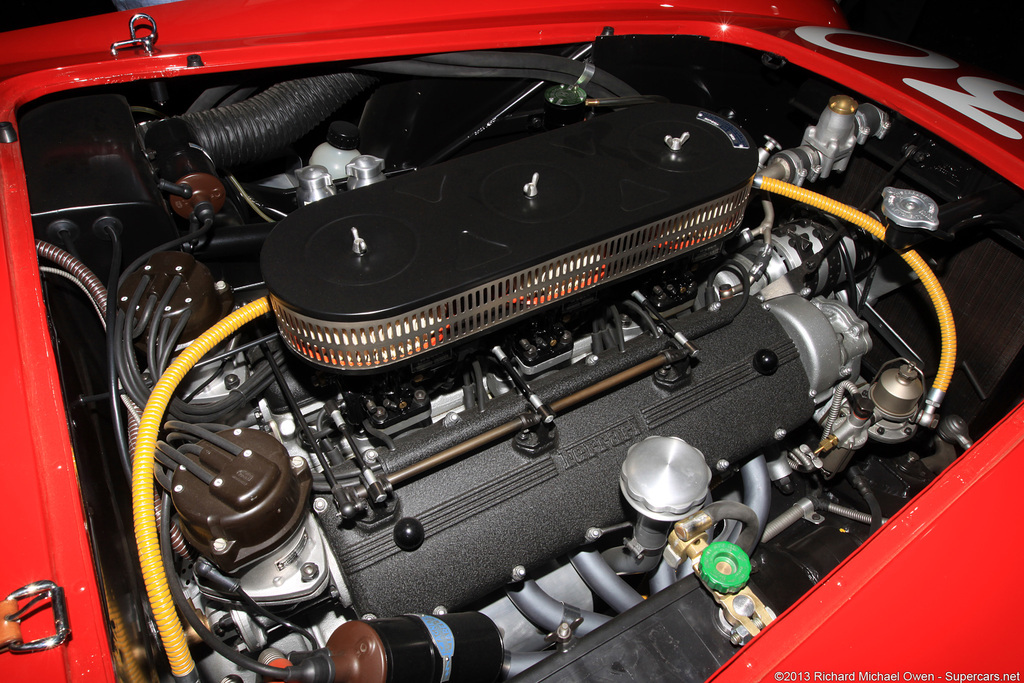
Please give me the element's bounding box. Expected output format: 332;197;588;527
2;0;1022;85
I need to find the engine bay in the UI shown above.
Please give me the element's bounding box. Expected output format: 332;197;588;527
22;32;1024;682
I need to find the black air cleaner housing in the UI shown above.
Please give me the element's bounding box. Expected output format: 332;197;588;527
262;104;757;373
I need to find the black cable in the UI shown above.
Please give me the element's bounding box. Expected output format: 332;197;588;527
704;261;750;317
156;441;216;485
158;495;301;681
472;359;487;413
235;590;318;650
194;332;279;368
608;304;626;353
847;466;884;534
102;225;133;480
836;237;858;311
118;213;215;290
164;420;244;455
159;309;192;376
133;294;159;338
183;358;231;402
148;275;182;376
259;342;342;495
361;418;396;451
620;298;659;337
414;51;639;97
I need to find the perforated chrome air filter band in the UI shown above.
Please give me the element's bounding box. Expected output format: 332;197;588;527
272;186;749;370
262;104;759;373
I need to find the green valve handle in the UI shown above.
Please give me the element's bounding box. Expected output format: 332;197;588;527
698;541;751;594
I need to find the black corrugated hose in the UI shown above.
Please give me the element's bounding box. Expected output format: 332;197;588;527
179;73;378;168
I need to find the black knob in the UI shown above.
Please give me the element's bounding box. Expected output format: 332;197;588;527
394;517;425;551
752;349;779;375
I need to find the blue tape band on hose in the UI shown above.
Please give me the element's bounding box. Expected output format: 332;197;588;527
417;615;455;682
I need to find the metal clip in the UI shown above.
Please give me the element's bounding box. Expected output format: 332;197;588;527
2;581;70;653
110;13;158;57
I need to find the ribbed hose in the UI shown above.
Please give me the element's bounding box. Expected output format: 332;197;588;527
179;74;377;168
822;380;861;436
36;240;108;314
132;297;270;678
757;177;956;395
825;501;879;526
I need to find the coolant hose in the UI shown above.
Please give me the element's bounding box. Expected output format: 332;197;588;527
179;73;377;168
504;651;552;679
507;580;610;636
703;501;759;555
739;455;771;546
570;549;643;613
132;297;270;679
756;177;956;414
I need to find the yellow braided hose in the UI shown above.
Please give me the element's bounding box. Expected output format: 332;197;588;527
132;297;270;677
757;177;956;396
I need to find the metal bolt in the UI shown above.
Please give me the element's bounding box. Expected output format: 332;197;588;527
556;622;572;639
173;484;183;493
585;527;602;542
291;456;306;469
716;459;730;472
413;388;428;402
372;406;387;423
362;614;377;621
511;565;527;581
212;477;223;487
313;497;328;513
443;412;461;427
174;265;183;272
212;538;228;553
773;428;787;441
904;427;914;435
120;295;128;302
241;449;252;458
221;675;244;683
214;280;228;292
364;449;379;464
523;172;540;198
664;131;690;151
761;302;771;311
840;366;852;377
799;287;812;298
729;631;744;646
809;389;817;398
184;297;192;304
708;301;722;312
585;353;599;366
351;227;367;256
432;606;448;616
233;429;242;436
300;562;320;583
732;594;755;617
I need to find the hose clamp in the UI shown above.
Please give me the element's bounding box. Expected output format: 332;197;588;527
416;615;455;682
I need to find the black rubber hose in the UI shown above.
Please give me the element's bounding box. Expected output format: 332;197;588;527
847;466;884;533
702;501;760;555
179;73;377;168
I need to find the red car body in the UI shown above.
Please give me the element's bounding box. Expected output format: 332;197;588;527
1;1;1022;680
